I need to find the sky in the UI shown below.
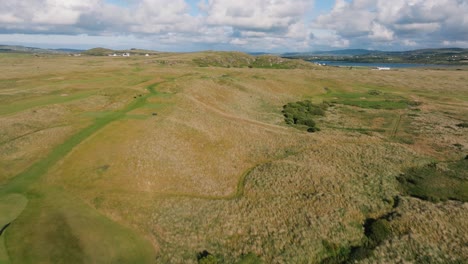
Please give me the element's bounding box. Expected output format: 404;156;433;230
0;0;467;52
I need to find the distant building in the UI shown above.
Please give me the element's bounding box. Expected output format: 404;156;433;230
377;67;391;70
122;53;130;57
145;54;150;57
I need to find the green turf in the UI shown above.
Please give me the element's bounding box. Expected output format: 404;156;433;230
5;189;154;263
0;82;168;263
1;82;164;194
338;99;409;109
322;88;411;110
0;194;28;230
0;194;28;264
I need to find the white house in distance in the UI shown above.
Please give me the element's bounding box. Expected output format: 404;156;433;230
377;67;391;70
145;54;150;57
122;53;130;57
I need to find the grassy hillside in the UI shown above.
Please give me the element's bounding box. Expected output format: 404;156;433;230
193;51;314;69
82;47;115;56
0;52;466;263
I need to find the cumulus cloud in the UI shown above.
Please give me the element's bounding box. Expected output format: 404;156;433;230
369;22;394;41
0;0;98;32
312;0;468;49
200;0;311;31
0;0;198;35
0;0;467;51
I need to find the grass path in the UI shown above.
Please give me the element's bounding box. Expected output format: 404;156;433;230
185;94;290;134
0;81;162;194
0;81;167;263
151;164;257;201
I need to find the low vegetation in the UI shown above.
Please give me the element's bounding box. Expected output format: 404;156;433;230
398;158;468;202
193;52;313;69
282;100;328;132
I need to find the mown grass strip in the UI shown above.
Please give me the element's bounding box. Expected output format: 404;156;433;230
0;82;162;194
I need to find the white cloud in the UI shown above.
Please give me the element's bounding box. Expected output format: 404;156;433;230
311;0;468;49
200;0;311;31
0;0;98;26
0;0;467;51
369;22;394;41
402;39;417;47
230;38;248;45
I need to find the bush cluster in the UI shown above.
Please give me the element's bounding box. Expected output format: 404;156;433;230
282;100;328;132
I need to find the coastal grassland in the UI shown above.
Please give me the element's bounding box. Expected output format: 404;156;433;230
0;53;467;263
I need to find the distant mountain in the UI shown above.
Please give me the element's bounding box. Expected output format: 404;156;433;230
283;49;379;57
282;48;468;65
283;48;468;57
54;48;83;53
0;45;82;54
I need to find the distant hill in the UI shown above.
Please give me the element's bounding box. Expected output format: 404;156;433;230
283;49;376;57
192;51;314;69
0;45;82;54
82;47;115;56
283;48;468;65
283;48;468;57
0;45;161;56
83;47;162;56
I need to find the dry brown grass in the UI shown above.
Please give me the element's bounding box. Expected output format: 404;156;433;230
1;53;467;263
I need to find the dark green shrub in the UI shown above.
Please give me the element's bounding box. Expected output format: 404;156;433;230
365;219;391;246
368;90;382;95
197;250;219;264
320;240;351;264
282;100;327;132
300;118;316;127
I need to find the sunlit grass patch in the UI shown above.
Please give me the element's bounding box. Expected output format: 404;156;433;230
5;190;154;263
322;87;414;110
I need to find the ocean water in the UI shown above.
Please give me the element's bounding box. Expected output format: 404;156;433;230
310;61;453;68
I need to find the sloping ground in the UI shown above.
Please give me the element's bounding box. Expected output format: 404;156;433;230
0;194;27;264
192;51;315;69
4;189;155;263
0;53;466;263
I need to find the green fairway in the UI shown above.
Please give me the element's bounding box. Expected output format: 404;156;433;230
4;189;154;264
0;194;28;264
1;82;164;194
0;81;169;263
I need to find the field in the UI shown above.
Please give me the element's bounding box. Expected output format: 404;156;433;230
0;52;467;263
